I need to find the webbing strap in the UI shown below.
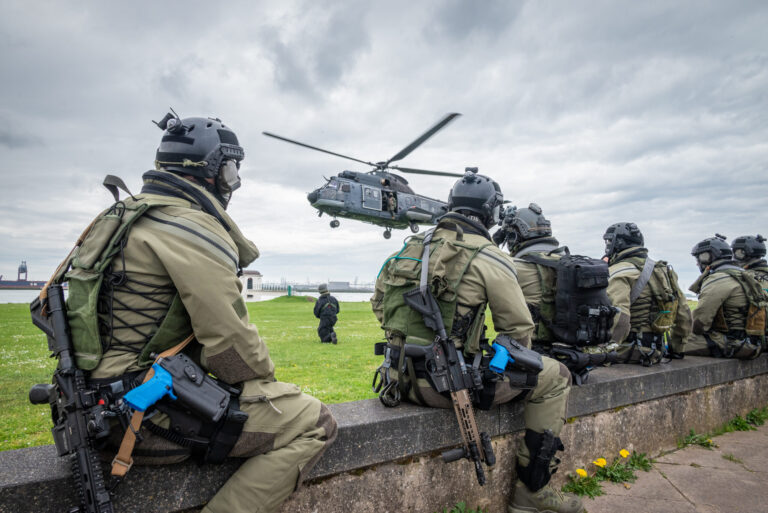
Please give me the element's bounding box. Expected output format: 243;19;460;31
630;257;656;303
419;229;436;294
110;333;195;478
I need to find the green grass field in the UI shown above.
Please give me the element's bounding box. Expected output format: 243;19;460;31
0;297;695;452
0;296;390;451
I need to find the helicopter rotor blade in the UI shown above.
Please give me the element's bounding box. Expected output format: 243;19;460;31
384;113;461;167
391;165;465;178
263;131;377;167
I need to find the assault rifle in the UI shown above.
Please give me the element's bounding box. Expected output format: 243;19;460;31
28;284;115;513
402;287;495;485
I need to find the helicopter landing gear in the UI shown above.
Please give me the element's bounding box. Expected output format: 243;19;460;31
383;229;392;239
409;223;419;233
330;220;340;228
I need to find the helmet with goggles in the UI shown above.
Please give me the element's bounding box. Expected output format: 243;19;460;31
603;222;644;258
447;168;504;229
154;111;244;206
691;233;732;271
731;234;767;263
503;202;552;247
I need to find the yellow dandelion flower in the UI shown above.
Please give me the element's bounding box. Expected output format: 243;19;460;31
593;457;607;468
575;468;588;478
620;449;630;458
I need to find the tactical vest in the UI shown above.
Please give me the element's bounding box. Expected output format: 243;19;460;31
622;257;681;334
51;195;192;370
378;231;492;354
521;253;615;347
713;268;768;337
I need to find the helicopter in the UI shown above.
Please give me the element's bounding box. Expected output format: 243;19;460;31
263;113;466;239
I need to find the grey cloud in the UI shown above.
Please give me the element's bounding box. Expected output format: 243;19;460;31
429;0;524;41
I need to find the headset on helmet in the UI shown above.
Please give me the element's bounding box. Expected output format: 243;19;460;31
153;110;244;207
504;202;552;247
447;168;504;228
692;233;732;271
731;234;767;263
603;222;644;258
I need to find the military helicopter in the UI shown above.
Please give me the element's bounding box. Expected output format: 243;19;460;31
263;113;465;239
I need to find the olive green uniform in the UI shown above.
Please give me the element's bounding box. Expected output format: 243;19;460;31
743;259;768;289
686;262;750;357
82;171;337;513
606;247;691;355
371;215;571;468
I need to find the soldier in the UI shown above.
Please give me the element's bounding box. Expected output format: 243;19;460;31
732;234;768;284
314;283;340;344
371;172;584;513
495;203;567;352
733;235;768;350
496;205;617;384
603;222;691;364
43;112;337;513
686;234;764;359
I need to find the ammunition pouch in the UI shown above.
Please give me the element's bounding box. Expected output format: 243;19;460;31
516;429;564;492
621;332;666;367
724;331;762;360
373;341;536;410
548;346;620;386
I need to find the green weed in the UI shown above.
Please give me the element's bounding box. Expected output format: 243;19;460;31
595;459;637;483
562;475;604;498
626;451;653;472
722;453;743;464
678;429;717;449
434;501;486;513
746;406;768;426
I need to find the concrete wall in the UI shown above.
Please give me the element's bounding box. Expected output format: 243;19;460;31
1;356;766;513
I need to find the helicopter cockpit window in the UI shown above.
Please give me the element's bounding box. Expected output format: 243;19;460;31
326;179;339;189
362;186;381;210
341;183;350;192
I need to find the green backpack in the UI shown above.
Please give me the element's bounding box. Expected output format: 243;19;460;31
378;230;492;355
48;183;191;370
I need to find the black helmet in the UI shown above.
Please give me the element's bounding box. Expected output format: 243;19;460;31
504;202;552;246
691;233;732;271
154;111;244;206
603;222;644;258
447;168;504;228
731;234;767;263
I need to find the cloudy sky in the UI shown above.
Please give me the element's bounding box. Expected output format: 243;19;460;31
1;1;766;291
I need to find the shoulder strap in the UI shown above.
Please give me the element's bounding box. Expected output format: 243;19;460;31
520;252;559;269
630;257;656;303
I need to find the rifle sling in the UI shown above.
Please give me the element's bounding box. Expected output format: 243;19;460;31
629;257;656;304
111;333;195;478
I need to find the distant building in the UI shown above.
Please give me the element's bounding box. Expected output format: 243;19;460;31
239;270;263;301
328;281;350;291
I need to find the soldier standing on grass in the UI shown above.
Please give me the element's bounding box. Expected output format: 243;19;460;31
371;171;584;513
314;283;340;344
37;112;337;513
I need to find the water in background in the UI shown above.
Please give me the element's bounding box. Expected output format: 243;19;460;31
0;289;372;304
0;289;42;304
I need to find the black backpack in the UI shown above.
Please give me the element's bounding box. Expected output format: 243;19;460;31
523;254;617;347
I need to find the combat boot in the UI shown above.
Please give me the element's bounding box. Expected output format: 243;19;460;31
508;480;585;513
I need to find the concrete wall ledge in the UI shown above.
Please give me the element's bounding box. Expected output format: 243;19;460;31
1;355;767;512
